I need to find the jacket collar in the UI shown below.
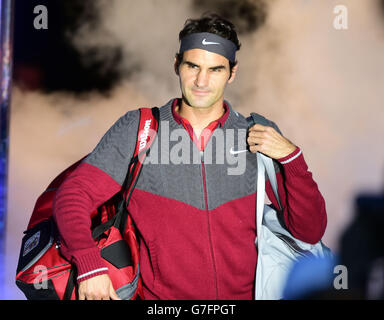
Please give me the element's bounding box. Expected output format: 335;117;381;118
170;98;229;128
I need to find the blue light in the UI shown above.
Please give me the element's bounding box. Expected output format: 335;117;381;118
0;0;14;299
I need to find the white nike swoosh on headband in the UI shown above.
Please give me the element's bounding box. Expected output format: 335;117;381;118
202;38;220;45
229;147;248;155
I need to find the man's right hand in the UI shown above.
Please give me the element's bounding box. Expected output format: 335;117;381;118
78;274;121;300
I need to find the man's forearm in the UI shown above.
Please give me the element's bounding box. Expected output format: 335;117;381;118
267;147;327;244
52;162;121;282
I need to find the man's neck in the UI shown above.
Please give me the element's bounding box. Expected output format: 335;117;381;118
176;99;225;136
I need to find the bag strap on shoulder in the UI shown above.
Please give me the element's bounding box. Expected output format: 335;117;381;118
91;107;160;239
246;112;282;210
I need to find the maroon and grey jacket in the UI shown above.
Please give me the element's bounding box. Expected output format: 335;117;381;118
52;98;327;300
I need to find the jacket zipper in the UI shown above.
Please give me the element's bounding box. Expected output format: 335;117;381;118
201;151;219;299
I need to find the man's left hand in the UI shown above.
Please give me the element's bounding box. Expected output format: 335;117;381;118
247;124;297;159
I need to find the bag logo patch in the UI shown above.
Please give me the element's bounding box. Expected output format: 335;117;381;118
23;231;41;256
139;119;152;151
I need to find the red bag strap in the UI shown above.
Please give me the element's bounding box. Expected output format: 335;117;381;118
121;107;159;201
92;107;159;239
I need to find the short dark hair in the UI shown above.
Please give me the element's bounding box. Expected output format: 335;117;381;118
175;13;241;77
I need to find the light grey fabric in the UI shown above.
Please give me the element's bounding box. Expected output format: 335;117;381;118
254;152;331;300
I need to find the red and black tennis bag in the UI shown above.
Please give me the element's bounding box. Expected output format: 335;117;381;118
15;107;159;300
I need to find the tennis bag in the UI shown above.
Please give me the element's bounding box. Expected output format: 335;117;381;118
15;107;159;300
246;113;332;300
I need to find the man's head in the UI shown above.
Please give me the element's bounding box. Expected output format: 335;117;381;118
175;13;241;109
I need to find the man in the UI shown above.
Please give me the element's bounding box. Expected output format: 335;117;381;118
53;13;327;300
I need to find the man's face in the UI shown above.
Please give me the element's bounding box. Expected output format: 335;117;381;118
175;49;237;109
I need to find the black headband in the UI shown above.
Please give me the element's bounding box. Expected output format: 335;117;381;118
179;32;237;63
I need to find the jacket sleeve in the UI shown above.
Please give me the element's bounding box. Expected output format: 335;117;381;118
52;109;140;283
265;147;327;244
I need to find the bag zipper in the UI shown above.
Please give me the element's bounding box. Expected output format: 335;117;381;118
274;232;314;258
